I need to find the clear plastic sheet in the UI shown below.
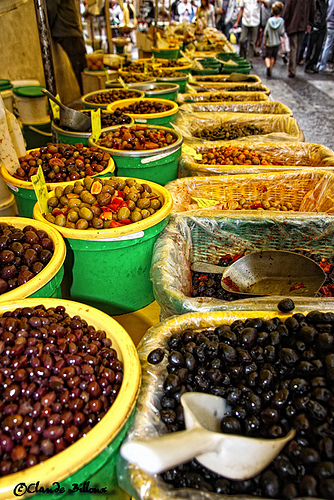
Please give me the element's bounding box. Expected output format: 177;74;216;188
173;111;304;143
191;83;270;95
179;101;293;116
177;91;271;104
164;169;334;214
117;308;334;499
178;140;334;177
193;74;262;83
149;211;334;317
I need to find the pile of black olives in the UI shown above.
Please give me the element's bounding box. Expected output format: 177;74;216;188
0;304;123;476
147;307;334;498
0;224;54;296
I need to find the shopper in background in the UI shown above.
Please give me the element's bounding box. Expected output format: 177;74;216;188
215;0;229;31
263;1;285;76
258;0;275;54
318;0;334;71
283;0;316;78
224;0;241;39
179;0;196;22
109;0;123;37
171;0;182;21
195;0;216;27
46;0;86;94
233;0;269;64
305;0;329;73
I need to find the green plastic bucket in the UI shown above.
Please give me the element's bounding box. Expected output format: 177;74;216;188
157;74;189;93
0;152;115;218
33;178;174;315
0;297;140;500
130;82;180;101
106;98;179;128
0;217;66;303
21;120;52;149
88;125;183;185
152;47;180;59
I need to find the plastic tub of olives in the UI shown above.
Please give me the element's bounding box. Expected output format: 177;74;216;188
88;124;183;185
130;83;180;101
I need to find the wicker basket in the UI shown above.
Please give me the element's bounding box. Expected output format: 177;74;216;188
165;169;334;213
179;141;334;176
193;74;262;84
151;211;334;317
177;91;271;104
191;82;271;95
179;101;293;115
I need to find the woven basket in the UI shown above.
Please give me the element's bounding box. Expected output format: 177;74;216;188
193;74;262;84
179;141;334;176
177;91;271;104
151;211;334;316
191;82;271;95
165;169;334;213
179;101;293;115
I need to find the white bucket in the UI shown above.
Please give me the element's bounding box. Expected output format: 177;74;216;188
1;89;14;113
0;194;17;217
13;86;48;124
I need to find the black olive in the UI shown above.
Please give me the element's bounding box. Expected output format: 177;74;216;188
278;298;295;312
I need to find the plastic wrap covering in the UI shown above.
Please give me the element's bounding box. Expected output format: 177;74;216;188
177;91;270;104
149;211;334;317
180;101;293;115
173;112;304;143
193;74;262;83
117;307;334;499
164;169;334;214
191;83;271;95
178;141;334;177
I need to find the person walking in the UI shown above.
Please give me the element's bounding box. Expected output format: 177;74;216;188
46;0;86;94
283;0;316;78
196;0;216;27
263;1;285;76
215;0;229;31
305;0;329;73
224;0;241;38
233;0;269;64
318;0;334;71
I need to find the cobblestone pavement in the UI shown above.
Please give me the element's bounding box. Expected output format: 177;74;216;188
249;52;334;150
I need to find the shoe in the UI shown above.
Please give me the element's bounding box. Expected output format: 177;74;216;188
266;67;271;77
288;73;295;78
321;67;334;73
282;54;288;64
305;66;318;74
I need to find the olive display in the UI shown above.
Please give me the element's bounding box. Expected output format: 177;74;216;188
54;109;132;132
192;252;334;300
0;304;123;476
195;85;268;93
148;306;334;498
14;143;111;182
198;146;282;166
118;74;157;83
189;93;263;102
0;223;54;296
44;177;163;229
217;199;295;211
113;100;173;115
85;89;142;105
96;125;177;151
194;124;265;141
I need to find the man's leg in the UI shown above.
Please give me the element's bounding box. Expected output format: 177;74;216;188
288;32;298;77
246;25;259;63
239;24;249;59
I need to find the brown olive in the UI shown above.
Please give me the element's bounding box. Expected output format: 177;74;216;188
75;219;89;230
136;198;150;209
67;210;79;223
92;217;104;229
97;193;112;206
141;209;151;219
131;211;142;222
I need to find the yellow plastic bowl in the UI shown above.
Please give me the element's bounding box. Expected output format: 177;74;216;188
33;176;173;240
81;88;145;110
0;217;66;302
0;297;141;500
106;97;179;121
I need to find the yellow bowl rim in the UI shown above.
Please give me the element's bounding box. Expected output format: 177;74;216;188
80;88;145;108
0;148;115;190
33;176;173;240
0;297;141;499
0;217;66;302
106;97;179;118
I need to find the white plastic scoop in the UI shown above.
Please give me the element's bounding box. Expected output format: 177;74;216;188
121;392;295;479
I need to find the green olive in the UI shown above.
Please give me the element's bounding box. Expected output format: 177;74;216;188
101;185;115;195
117;180;126;190
48;196;59;208
55;186;64;199
103;220;112;228
150;199;162;210
78;207;94;221
117;207;131;220
126;193;139;203
131;211;142;222
68;198;81;208
127;200;136;211
81;192;97;205
45;213;56;223
91;205;102;217
67;209;79;223
92;217;104;229
55;214;66;227
60;195;69;206
126;179;136;187
141;209;151;219
73;183;84;195
141;192;151;199
136;198;150;209
65;221;76;229
75;218;89;230
64;185;74;195
148;207;155;214
83;177;94;190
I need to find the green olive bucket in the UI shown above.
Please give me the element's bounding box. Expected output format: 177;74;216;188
0;217;66;302
0;297;140;500
130;83;180;101
33;179;173;315
157;74;189;93
0;153;115;218
152;47;180;59
88;125;183;185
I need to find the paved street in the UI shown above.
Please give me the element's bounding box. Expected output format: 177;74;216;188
249;53;334;150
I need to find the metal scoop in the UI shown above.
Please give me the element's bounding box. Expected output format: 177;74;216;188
42;89;91;132
121;392;295;479
191;250;326;297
